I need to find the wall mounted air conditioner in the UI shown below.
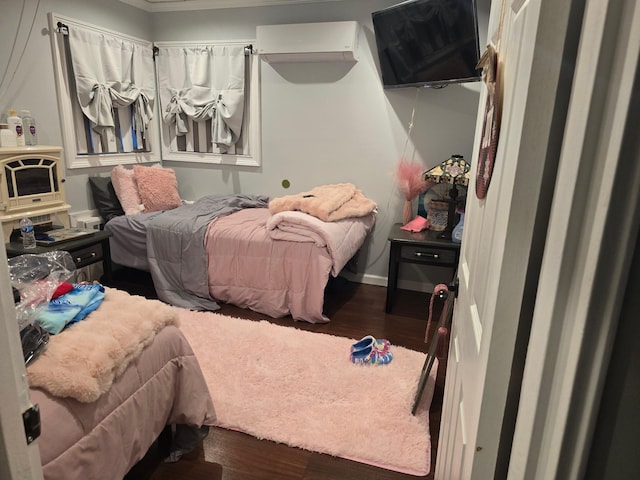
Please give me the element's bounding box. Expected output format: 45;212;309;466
256;21;359;63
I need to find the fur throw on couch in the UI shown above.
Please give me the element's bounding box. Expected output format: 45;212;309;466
27;287;179;402
268;183;377;222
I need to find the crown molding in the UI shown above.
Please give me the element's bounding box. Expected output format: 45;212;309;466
118;0;341;13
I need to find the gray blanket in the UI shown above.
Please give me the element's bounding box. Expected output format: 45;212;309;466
146;194;269;310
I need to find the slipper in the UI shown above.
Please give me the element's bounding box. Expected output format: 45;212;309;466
350;345;393;365
351;335;391;354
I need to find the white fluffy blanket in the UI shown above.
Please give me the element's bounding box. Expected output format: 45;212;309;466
266;210;376;275
268;183;377;222
27;288;179;402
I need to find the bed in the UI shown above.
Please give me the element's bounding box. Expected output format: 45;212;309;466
103;189;376;323
26;287;215;480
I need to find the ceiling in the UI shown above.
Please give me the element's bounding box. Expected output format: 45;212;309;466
117;0;341;12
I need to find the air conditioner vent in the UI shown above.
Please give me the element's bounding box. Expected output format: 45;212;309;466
256;21;359;63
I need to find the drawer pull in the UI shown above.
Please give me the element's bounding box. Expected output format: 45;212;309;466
415;252;439;259
75;252;98;263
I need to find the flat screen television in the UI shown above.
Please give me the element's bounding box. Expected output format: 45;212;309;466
372;0;482;89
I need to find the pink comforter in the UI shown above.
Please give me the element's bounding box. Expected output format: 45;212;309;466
32;325;215;480
206;208;374;323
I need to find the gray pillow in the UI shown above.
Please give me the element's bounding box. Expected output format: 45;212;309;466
88;176;125;222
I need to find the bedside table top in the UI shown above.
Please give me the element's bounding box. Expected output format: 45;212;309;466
388;223;461;250
6;230;111;256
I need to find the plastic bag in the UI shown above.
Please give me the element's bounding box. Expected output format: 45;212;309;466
8;251;76;330
21;323;49;365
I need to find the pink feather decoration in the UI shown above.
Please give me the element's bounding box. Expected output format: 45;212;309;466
395;158;432;200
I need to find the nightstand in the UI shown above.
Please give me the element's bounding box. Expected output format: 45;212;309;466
386;223;460;313
6;230;113;284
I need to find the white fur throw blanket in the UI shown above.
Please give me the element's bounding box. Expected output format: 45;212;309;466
268;183;377;222
27;288;179;402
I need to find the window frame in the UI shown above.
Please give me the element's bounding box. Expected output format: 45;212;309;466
48;13;261;169
154;40;262;167
48;13;161;169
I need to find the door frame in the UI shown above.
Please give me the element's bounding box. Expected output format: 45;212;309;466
0;245;44;479
508;0;640;477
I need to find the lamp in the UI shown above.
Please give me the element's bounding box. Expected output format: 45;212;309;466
423;155;471;240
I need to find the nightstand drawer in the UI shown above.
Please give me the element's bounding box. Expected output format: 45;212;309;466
70;243;103;268
386;224;461;313
399;244;457;265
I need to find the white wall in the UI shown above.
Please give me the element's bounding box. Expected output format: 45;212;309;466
0;0;152;225
0;0;490;289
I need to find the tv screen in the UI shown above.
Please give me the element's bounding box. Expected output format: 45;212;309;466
372;0;481;88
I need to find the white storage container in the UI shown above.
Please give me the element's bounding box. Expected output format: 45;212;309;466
0;124;17;147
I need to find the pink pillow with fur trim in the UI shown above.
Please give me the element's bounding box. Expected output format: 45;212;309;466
133;165;182;213
110;165;143;215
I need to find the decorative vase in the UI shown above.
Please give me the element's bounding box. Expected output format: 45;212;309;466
452;212;465;243
402;199;413;225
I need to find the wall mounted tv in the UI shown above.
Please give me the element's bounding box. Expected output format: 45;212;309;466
372;0;482;89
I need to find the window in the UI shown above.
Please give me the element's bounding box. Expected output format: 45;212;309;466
155;41;261;166
48;13;261;169
49;13;160;169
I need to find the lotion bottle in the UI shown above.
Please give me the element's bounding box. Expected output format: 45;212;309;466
19;110;37;146
7;109;25;146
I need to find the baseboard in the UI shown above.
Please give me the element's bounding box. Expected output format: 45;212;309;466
341;271;387;287
341;272;435;294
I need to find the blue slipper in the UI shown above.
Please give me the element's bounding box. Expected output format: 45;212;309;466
350;345;393;365
351;335;391;354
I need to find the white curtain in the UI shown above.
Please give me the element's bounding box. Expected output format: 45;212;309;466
67;27;155;138
156;44;245;152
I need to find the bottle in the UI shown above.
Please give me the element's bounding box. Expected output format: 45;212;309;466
19;218;36;249
0;123;17;147
19;110;37;146
7;109;25;146
452;211;465;244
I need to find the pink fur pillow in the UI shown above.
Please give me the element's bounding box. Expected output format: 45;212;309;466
110;165;143;215
133;165;182;213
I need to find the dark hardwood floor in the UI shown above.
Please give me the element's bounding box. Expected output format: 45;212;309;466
112;269;446;480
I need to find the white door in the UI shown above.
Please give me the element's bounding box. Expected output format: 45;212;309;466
0;246;44;479
435;0;579;477
508;0;640;476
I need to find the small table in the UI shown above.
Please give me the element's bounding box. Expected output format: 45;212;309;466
6;230;113;284
386;223;460;313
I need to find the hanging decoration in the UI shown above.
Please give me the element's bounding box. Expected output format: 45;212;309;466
395;158;432;225
394;88;432;225
475;0;507;200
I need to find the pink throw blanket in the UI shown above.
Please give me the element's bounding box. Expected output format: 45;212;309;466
268;183;377;222
27;288;179;402
266;210;376;275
